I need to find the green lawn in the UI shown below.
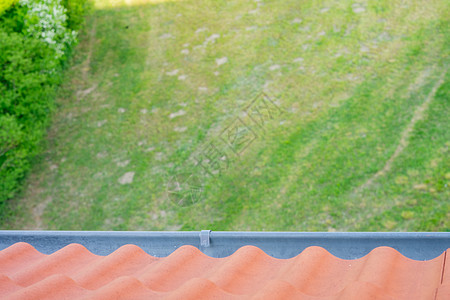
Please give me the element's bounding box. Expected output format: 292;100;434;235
3;0;449;231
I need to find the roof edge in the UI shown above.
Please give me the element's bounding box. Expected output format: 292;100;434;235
0;230;448;260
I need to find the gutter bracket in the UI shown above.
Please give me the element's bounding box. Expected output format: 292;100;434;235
199;230;211;248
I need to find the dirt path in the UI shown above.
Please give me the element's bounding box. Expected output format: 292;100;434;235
82;18;96;82
76;18;97;99
357;69;446;191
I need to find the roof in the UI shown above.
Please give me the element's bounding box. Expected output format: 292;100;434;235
0;231;449;299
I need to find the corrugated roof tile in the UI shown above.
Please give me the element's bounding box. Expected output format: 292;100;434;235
0;243;448;299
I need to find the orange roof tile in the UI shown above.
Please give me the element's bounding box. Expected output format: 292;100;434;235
0;243;448;299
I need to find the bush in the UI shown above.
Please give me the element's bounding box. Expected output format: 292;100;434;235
61;0;90;31
0;0;18;16
0;27;58;203
0;0;87;208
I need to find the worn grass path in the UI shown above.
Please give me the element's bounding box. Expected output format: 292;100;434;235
3;0;449;231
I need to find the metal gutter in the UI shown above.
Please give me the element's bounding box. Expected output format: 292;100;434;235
0;230;448;260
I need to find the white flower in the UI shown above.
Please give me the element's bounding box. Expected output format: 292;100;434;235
19;0;77;60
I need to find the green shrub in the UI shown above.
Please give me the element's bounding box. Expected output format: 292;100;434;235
0;0;18;16
0;1;26;33
0;27;59;204
0;0;87;208
61;0;90;31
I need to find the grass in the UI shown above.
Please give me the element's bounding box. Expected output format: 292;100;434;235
2;0;449;231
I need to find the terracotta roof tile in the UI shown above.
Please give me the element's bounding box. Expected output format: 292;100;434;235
0;243;448;299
